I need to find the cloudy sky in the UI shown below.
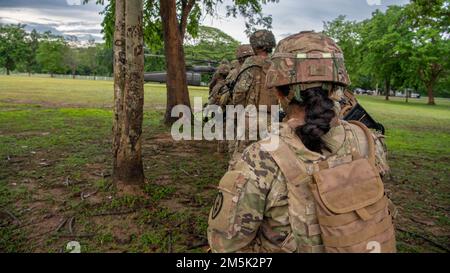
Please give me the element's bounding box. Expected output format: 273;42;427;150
0;0;410;43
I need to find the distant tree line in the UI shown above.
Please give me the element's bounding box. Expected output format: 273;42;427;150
323;0;449;103
0;24;113;77
143;25;240;74
0;24;239;81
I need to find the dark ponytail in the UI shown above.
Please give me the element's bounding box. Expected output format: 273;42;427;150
295;87;336;153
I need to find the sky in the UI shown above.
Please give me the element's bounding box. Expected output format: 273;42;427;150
0;0;410;43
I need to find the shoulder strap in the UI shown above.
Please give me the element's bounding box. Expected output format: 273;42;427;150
267;139;309;185
348;120;376;165
235;64;262;83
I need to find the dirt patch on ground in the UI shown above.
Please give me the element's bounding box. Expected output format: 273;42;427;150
1;125;449;253
1;131;226;253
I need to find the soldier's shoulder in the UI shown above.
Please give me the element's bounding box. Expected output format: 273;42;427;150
241;56;266;71
237;141;279;177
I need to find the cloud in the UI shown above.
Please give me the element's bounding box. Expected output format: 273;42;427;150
204;0;410;43
0;0;411;44
0;0;105;41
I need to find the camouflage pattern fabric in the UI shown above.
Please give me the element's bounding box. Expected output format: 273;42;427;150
232;55;269;107
230;55;275;166
209;79;227;106
209;73;219;95
207;121;390;253
250;30;276;50
266;31;350;91
236;44;255;59
209;63;231;94
230;60;240;70
217;64;231;77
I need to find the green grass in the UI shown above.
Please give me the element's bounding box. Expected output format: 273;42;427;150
0;76;448;253
358;96;450;156
0;76;209;109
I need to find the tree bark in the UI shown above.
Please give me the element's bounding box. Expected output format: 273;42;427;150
6;68;10;75
384;77;390;101
112;0;145;186
426;83;436;105
160;0;192;125
179;0;196;40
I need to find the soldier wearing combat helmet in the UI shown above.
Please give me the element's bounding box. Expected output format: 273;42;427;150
209;59;231;95
222;45;254;98
230;30;279;166
213;45;255;155
208;64;230;106
207;31;396;253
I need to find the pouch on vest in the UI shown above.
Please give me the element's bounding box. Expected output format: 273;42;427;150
268;121;397;253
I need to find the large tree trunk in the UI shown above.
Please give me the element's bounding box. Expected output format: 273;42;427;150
426;83;436;105
160;0;191;125
6;68;10;75
419;64;441;106
384;77;391;101
112;0;145;187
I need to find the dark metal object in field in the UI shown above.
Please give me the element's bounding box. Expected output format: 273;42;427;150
144;53;218;86
144;71;204;86
344;103;386;135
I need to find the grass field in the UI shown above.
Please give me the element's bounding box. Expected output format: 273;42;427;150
0;75;449;253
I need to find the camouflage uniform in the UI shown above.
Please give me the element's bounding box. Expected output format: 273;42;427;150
230;60;240;70
207;64;230;153
207;122;390;253
208;31;393;253
208;64;230;105
220;45;255;157
220;45;254;108
231;31;277;165
209;59;230;95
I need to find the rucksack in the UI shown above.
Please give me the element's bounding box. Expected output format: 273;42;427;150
236;56;278;111
267;121;397;253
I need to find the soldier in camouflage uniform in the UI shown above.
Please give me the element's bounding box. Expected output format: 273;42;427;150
207;64;230;153
218;45;255;110
231;59;240;70
209;59;230;95
230;30;278;167
218;45;255;157
208;64;230;106
207;31;395;253
227;45;255;90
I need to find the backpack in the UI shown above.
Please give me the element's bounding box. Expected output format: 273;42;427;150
267;121;397;253
236;56;278;111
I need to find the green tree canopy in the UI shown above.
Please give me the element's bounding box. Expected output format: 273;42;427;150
324;0;450;103
184;25;240;63
36;35;67;77
92;0;277;49
0;24;28;75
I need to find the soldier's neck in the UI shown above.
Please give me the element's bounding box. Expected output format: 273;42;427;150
286;105;306;129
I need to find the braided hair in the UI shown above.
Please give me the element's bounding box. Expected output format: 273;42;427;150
290;87;336;153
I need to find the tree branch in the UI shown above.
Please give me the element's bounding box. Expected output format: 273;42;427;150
179;0;196;40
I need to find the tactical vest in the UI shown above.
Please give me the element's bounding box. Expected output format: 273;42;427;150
236;56;278;112
268;121;396;253
209;80;227;106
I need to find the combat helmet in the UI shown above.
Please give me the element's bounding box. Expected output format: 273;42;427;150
236;44;254;59
250;30;276;51
266;31;350;90
216;64;230;76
